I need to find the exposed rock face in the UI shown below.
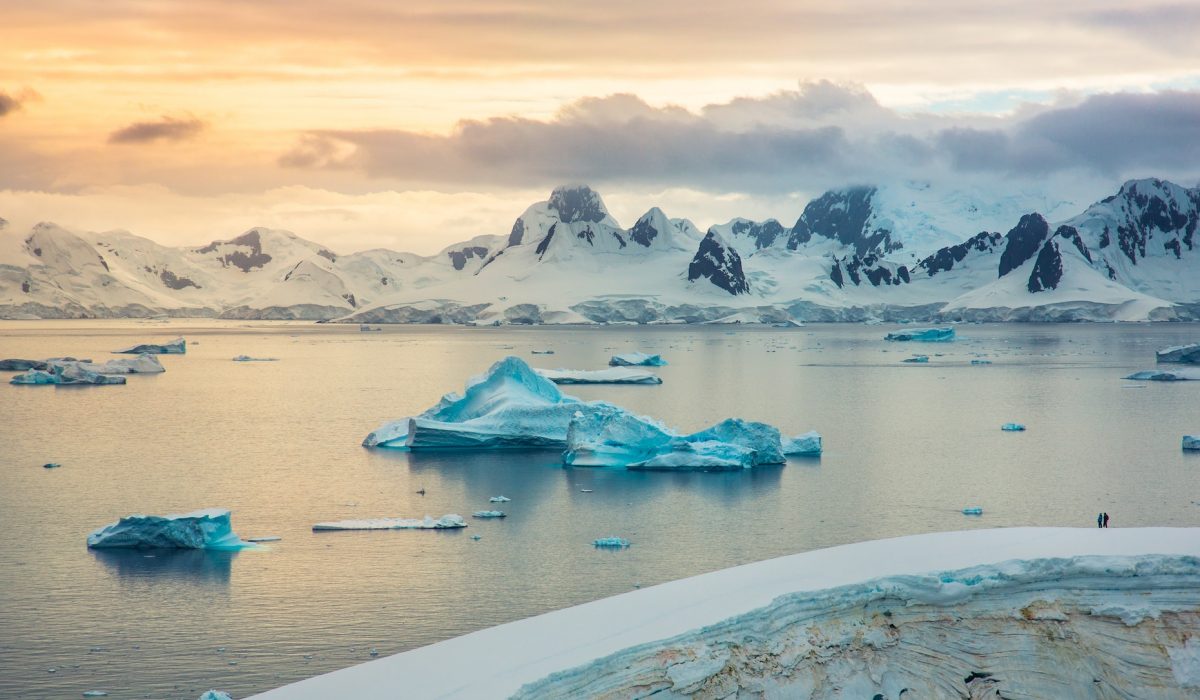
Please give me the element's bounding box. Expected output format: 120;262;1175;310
918;232;1004;277
547;185;609;224
446;246;488;271
196;229;273;272
728;219;787;250
788;186;898;256
1027;240;1064;293
998;213;1050;277
688;231;749;295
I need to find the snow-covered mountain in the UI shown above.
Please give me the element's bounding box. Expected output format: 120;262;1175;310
2;180;1198;322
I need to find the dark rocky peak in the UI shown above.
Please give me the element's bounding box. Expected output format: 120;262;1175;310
688;230;749;295
534;223;557;259
917;232;1004;277
1027;240;1064;293
998;213;1050;278
829;253;910;288
629;208;671;247
787;186;898;257
730;218;787;250
1093;178;1199;264
446;245;488;271
547;185;610;224
194;228;272;272
1054;225;1091;263
507;218;526;246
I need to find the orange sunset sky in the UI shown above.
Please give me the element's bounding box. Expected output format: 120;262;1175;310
2;0;1198;253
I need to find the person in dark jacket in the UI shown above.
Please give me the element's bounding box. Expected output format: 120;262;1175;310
1103;512;1110;528
1097;512;1103;528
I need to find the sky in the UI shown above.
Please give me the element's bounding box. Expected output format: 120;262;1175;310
1;0;1199;254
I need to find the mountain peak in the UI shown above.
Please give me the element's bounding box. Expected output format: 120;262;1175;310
547;185;610;225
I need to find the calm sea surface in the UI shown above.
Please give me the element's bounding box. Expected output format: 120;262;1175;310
1;321;1198;699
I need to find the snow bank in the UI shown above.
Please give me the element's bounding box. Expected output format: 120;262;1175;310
884;327;955;342
248;528;1200;700
535;367;661;385
608;352;668;367
782;431;822;456
312;514;466;531
113;337;186;354
87;509;250;550
1157;343;1200;364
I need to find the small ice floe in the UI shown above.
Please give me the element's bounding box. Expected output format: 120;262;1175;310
472;511;506;518
609;352;667;367
470;534;482;540
43;462;61;469
535;368;661;385
579;489;593;493
1184;436;1199;451
782;431;822;456
11;365;126;386
247;536;281;543
1124;369;1200;381
232;355;278;362
113;337;185;354
884;327;955;342
82;692;109;698
87;509;252;550
312;514;467;531
198;692;233;700
369;648;379;657
902;355;929;363
962;507;984;515
1001;423;1026;431
489;496;511;503
594;537;630;548
971;359;993;365
530;350;555;355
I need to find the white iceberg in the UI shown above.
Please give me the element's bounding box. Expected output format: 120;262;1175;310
312;514;466;531
250;528;1200;700
1157;343;1200;364
87;508;250;550
563;405;786;470
472;511;506;518
535;368;661;385
1184;436;1199;451
1125;369;1200;381
782;431;822;456
902;355;930;363
884;327;955;342
608;352;668;367
362;356;607;449
50;354;165;375
113;337;186;354
1001;423;1026;431
12;364;126;385
489;496;511;503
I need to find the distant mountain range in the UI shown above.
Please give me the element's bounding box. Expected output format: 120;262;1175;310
1;178;1197;322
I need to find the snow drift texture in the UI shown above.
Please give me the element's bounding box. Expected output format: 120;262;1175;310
86;509;250;550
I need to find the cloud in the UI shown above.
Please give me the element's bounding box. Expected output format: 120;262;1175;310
0;93;20;117
108;116;206;144
280;82;1200;192
0;88;39;117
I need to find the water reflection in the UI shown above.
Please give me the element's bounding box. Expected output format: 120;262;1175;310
91;547;238;584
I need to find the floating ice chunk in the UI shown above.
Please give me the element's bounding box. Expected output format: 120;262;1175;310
0;358;48;371
470;534;481;540
1156;343;1200;364
87;509;251;550
198;692;233;700
902;356;930;363
489;496;511;503
609;352;668;367
884;327;955;342
362;418;410;448
43;462;61;469
971;359;993;365
364;357;600;449
312;514;466;531
962;507;984;515
1125;369;1200;381
82;692;108;698
247;536;281;543
535;368;662;385
12;364;126;385
359;324;382;332
11;369;58;385
593;537;630;548
564;405;785;470
48;355;164;375
232;355;278;362
1001;423;1026;431
530;350;555;355
113;337;186;354
473;511;506;518
1184;436;1199;451
782;431;822;456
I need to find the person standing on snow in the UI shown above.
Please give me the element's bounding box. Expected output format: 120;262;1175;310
1103;513;1110;528
1097;512;1103;528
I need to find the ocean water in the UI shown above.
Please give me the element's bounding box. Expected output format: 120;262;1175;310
0;321;1197;699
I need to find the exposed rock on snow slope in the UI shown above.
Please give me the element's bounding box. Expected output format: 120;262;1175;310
247;528;1200;700
2;180;1197;322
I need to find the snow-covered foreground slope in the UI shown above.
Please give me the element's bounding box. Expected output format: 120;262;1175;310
249;528;1200;700
2;180;1198;322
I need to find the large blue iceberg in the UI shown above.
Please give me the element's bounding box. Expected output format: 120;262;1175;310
113;336;186;354
87;508;251;550
609;352;668;367
884;327;955;342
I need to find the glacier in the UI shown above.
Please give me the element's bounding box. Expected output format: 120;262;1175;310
86;509;251;550
884;327;955;342
782;431;822;456
608;352;668;367
534;367;662;385
312;514;467;531
1184;436;1199;451
1157;343;1200;364
246;528;1200;700
113;337;186;354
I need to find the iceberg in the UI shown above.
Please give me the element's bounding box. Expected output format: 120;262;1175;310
530;350;555;355
1124;369;1200;381
563;405;786;470
1157;343;1200;364
593;537;630;548
971;359;992;365
232;355;279;362
489;496;511;503
11;364;127;385
1184;436;1199;451
1001;423;1026;431
363;356;605;449
51;355;165;374
962;507;984;515
113;336;186;354
312;514;467;531
87;508;250;550
902;355;929;363
782;431;822;456
0;358;48;371
472;511;506;518
535;368;662;385
884;327;955;342
608;352;668;367
198;692;233;700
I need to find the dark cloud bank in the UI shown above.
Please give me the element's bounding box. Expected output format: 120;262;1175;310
109;116;206;144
